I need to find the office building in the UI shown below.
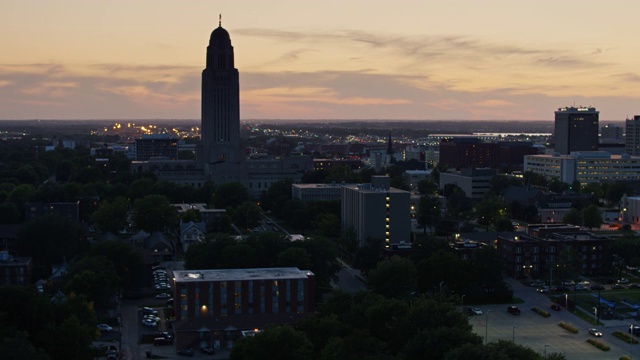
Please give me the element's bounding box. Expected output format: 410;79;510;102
524;151;640;185
625;116;640;156
341;176;411;248
439;168;496;201
292;183;347;202
554;106;599;155
133;134;178;161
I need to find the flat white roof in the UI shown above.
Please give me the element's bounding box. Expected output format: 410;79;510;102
173;267;313;283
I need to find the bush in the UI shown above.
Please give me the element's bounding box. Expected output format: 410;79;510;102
613;331;639;344
586;338;610;351
558;321;579;334
531;307;551;318
620;356;631;360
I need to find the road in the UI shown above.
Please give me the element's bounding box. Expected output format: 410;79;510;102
332;258;367;293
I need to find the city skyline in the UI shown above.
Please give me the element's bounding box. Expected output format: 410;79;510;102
2;1;640;121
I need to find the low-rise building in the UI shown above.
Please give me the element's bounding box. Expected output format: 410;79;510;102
496;225;611;279
439;168;497;201
171;267;315;351
0;251;32;286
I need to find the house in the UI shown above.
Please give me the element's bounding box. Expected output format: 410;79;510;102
180;221;207;252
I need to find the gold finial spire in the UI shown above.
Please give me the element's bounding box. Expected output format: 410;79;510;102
219;14;222;27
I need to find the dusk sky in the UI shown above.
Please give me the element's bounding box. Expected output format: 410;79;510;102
2;0;640;121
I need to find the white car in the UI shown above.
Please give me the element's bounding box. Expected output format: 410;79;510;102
588;328;603;337
142;318;157;327
142;307;158;315
618;278;630;284
97;323;113;332
472;308;483;315
144;314;161;322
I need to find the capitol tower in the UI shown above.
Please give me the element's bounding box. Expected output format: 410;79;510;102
201;16;245;183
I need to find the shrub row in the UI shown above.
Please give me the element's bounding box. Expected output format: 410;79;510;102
531;307;551;318
613;331;639;344
558;321;579;334
586;338;610;351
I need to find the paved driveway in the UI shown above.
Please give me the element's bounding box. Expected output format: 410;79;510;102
469;277;637;360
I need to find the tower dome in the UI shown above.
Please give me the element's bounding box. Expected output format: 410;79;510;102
209;15;231;48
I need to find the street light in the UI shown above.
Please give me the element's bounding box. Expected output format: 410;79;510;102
565;293;568;308
544;344;550;359
512;325;517;343
485;310;490;345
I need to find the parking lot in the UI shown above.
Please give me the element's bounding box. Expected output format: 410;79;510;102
469;278;638;359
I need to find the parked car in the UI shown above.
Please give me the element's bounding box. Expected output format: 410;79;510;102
142;318;158;327
613;284;626;290
154;337;172;346
144;314;161;322
142;307;158;315
550;304;561;311
155;293;171;299
200;347;216;355
97;323;113;332
588;328;603;337
462;307;474;316
630;325;640;336
630;284;640;289
536;286;550;293
562;280;575;286
507;306;521;315
618;278;630;284
530;280;545;287
590;284;605;290
177;348;195;357
574;284;588;291
471;308;483;315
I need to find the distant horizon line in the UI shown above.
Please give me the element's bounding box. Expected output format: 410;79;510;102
0;118;627;123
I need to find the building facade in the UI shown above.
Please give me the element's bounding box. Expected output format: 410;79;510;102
0;251;32;286
341;176;411;248
554;106;599;155
496;225;611;279
524;151;640;185
438;168;497;201
171;267;315;350
625;115;640;156
133;134;178;161
292;183;346;202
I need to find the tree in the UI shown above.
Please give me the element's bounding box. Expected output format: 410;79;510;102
15;214;86;278
367;256;417;298
417;194;441;234
213;182;250;209
276;247;313;269
230;325;313;360
570;180;582;193
417;179;438;195
232;201;262;230
91;196;129;234
562;208;583;226
582;204;603;229
474;196;508;228
315;213;341;238
132;194;178;233
66;268;116;310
